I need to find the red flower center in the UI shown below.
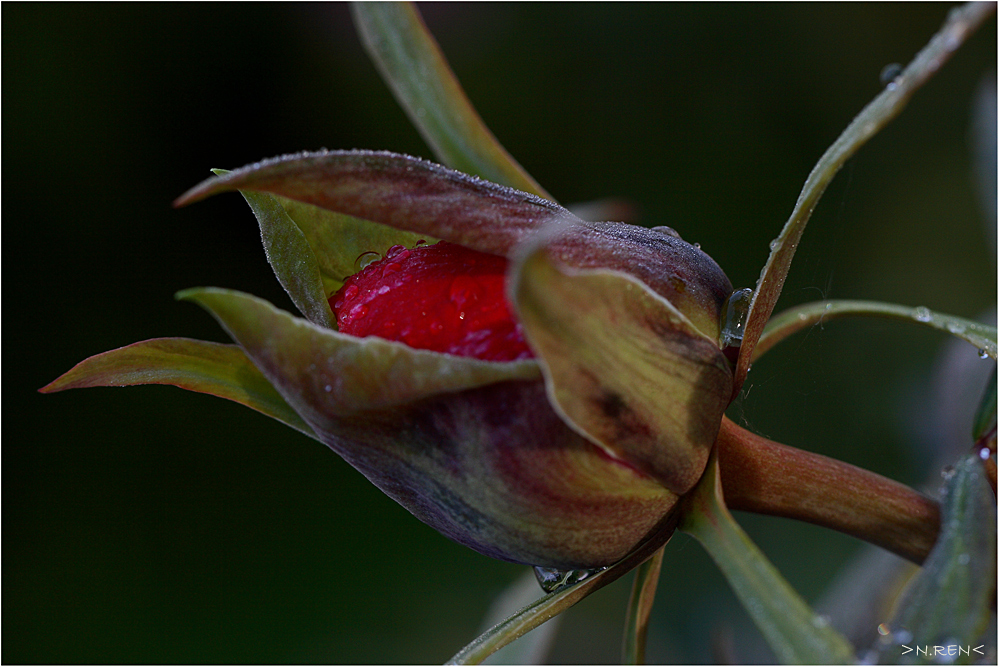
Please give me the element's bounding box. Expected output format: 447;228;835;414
330;241;534;362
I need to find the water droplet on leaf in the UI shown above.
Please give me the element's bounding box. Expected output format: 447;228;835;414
913;306;932;322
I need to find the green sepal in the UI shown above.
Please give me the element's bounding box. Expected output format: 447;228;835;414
39;337;317;439
177;286;540;414
178;286;677;568
510;241;732;495
177;152;732;337
872;454;997;664
176;150;573;258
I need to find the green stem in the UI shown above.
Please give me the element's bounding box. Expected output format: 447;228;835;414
621;546;665;664
716;416;940;564
681;453;856;664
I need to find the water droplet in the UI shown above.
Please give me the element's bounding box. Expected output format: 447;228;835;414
769;238;779;251
979;349;989;359
415;239;428;247
533;566;606;594
353;251;381;272
720;288;754;349
812;615;830;628
385;244;407;259
693;242;701;250
377;284;391;295
945;321;965;335
880;62;903;87
979;447;992;461
941;465;955;481
914;306;932;322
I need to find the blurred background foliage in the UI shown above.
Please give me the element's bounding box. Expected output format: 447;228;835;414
5;3;995;663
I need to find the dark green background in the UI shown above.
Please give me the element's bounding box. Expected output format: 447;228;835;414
6;3;996;663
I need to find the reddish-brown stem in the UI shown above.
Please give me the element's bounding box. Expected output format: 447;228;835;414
715;416;940;565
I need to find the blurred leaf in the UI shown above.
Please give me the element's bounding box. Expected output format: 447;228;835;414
680;452;856;664
622;546;665;664
873;454;997;664
733;2;997;396
972;367;996;443
351;2;551;200
510;240;732;495
754;300;998;362
40;337;317;438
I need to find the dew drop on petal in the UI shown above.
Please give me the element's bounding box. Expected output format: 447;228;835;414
353;251;382;273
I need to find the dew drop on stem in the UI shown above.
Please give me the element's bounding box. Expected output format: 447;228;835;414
533;565;606;594
720;288;754;350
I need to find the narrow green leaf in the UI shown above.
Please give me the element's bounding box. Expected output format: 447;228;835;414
510;241;732;495
351;2;551;200
480;570;561;665
872;454;996;664
622;546;665;665
447;514;679;665
39;337;317;439
734;2;996;395
680;453;856;664
754;300;998;362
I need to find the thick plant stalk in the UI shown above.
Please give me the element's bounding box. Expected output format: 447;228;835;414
716;416;941;564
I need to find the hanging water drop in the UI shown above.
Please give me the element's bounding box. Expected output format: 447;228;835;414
978;349;989;359
720;288;754;349
879;62;903;88
533;565;606;594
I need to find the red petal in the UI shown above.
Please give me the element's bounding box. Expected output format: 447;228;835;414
330;241;534;362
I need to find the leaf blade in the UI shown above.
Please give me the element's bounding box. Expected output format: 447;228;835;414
754;300;998;363
733;2;996;395
351;2;551;199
